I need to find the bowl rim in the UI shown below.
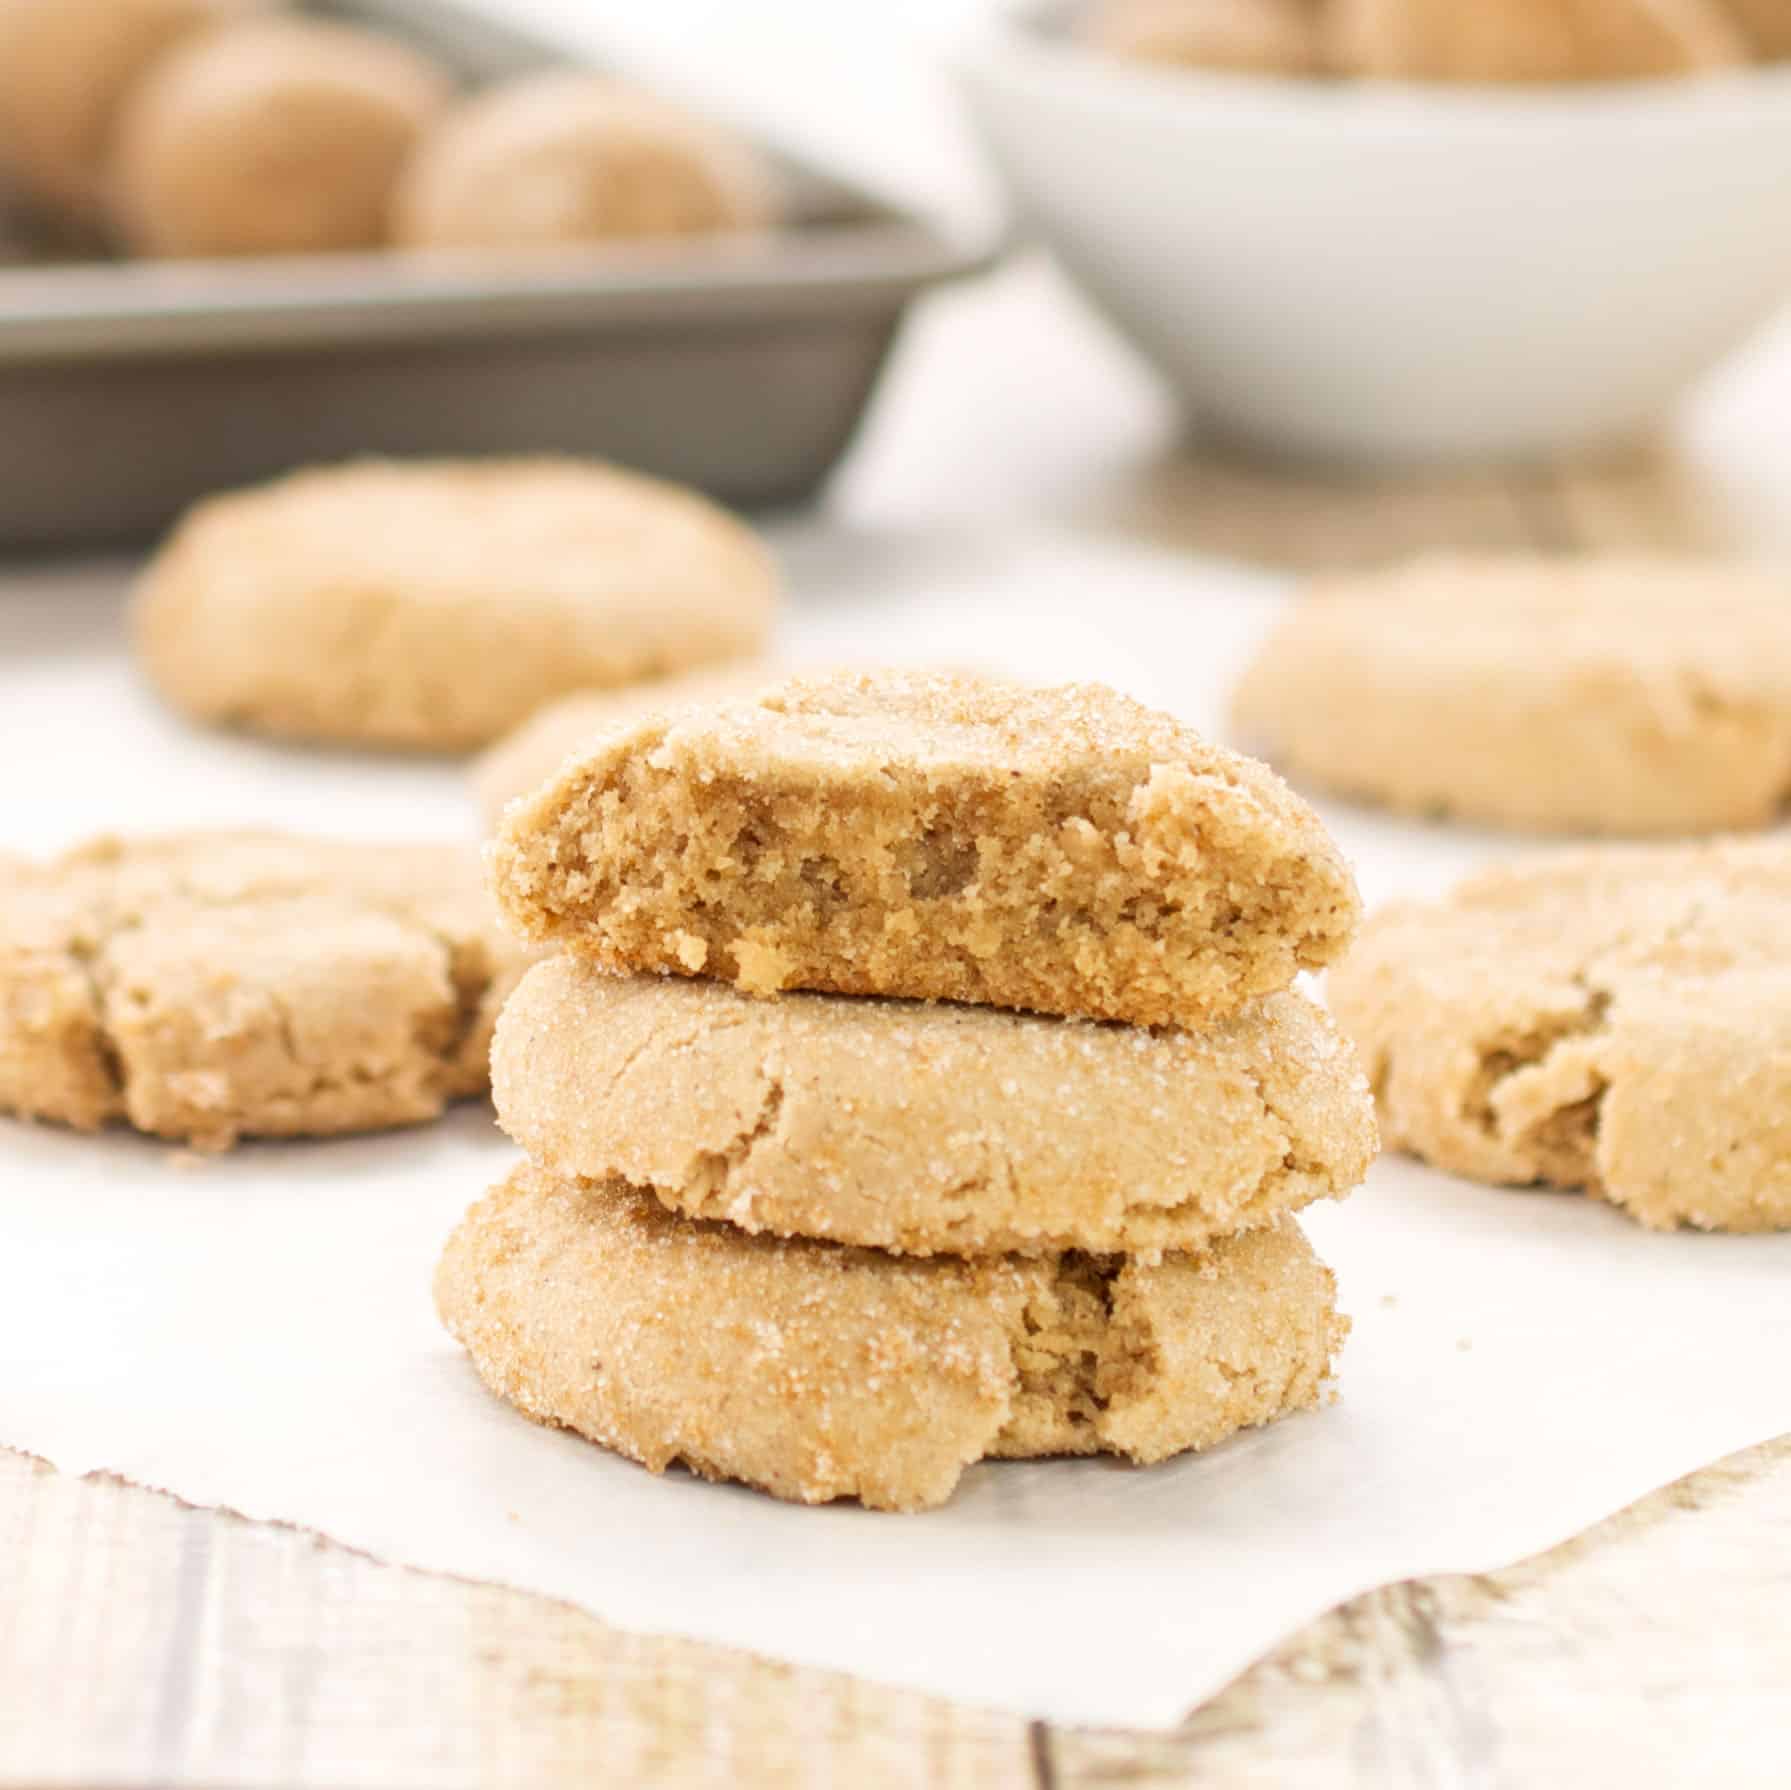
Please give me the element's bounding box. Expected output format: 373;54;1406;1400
959;0;1791;135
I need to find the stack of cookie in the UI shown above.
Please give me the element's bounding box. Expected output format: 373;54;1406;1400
437;671;1377;1511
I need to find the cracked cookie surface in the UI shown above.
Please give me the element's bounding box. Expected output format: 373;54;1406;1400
0;831;533;1148
133;458;779;753
492;959;1376;1257
492;670;1361;1028
435;1164;1346;1511
1231;555;1791;835
1329;838;1791;1231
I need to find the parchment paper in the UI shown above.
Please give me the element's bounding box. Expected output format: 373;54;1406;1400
3;530;1788;1728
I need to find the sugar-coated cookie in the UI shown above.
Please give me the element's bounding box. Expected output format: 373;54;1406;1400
0;831;531;1148
492;670;1361;1028
108;15;450;256
1231;555;1791;835
436;1165;1346;1511
393;70;775;251
1329;838;1791;1231
1327;0;1747;81
133;458;780;753
492;958;1376;1258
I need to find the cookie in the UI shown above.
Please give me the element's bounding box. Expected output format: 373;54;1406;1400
493;958;1376;1258
133;458;780;752
393;70;776;251
108;16;450;257
492;670;1361;1028
1330;838;1791;1231
1231;555;1791;835
0;0;262;220
435;1164;1345;1511
1327;0;1748;81
1084;0;1326;75
1723;0;1791;56
473;664;781;828
0;831;531;1148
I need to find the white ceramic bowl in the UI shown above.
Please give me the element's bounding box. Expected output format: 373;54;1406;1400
956;10;1791;465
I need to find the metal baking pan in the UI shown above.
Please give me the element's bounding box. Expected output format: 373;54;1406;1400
0;0;996;549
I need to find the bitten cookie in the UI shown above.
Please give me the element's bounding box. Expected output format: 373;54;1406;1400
436;1165;1346;1511
1326;0;1748;81
1230;555;1791;835
493;958;1376;1258
1083;0;1326;75
0;831;531;1148
394;70;775;251
491;670;1361;1028
133;458;780;752
108;15;451;257
472;663;782;828
0;0;263;219
1329;838;1791;1231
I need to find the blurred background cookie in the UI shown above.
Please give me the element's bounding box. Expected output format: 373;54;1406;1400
1230;554;1791;835
1326;0;1749;83
131;457;781;753
1724;0;1791;57
108;14;452;257
0;0;263;221
392;69;777;251
1081;0;1326;75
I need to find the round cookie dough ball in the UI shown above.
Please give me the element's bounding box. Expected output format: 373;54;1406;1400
1230;554;1791;836
132;458;782;753
1083;0;1325;75
392;70;776;251
108;15;452;257
0;0;262;218
1325;0;1747;83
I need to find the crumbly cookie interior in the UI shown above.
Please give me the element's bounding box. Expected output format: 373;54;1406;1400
501;752;1348;1027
